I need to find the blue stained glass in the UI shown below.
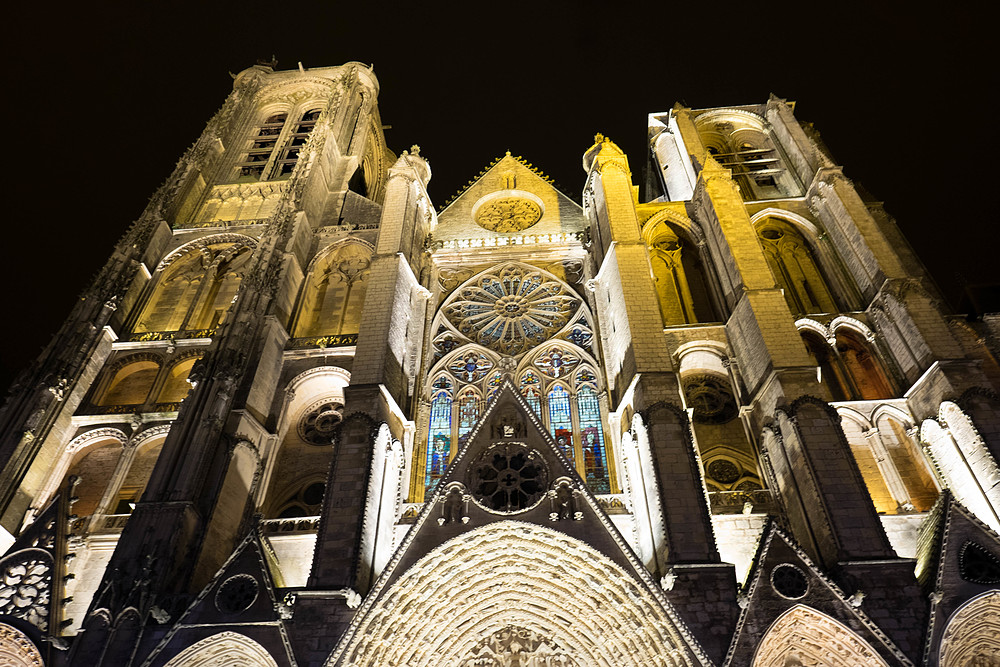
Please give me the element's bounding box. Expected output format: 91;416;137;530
577;385;610;493
548;385;574;463
522;387;541;417
426;390;452;490
457;390;481;441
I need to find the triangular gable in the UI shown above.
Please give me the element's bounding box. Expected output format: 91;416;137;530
141;531;295;667
434;154;586;242
326;380;714;665
382;379;640;583
919;490;1000;665
724;522;913;667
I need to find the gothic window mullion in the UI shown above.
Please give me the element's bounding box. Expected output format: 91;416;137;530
569;388;585;478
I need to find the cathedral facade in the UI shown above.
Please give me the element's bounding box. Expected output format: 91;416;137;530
0;62;997;666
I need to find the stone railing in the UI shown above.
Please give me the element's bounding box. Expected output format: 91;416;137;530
176;217;271;230
708;489;775;515
79;513;131;534
259;516;321;534
127;328;216;342
286;334;358;350
430;231;587;251
78;402;181;416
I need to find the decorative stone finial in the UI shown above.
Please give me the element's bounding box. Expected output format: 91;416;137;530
594;133;605;144
410;144;421;156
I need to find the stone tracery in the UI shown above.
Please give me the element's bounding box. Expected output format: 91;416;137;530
441;263;580;357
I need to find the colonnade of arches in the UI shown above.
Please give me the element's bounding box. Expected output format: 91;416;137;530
89;351;202;409
643;210;856;334
128;234;374;343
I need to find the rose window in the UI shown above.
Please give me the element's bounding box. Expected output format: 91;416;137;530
683;375;738;425
215;574;259;614
771;563;808;599
298;401;344;445
443;265;578;356
473;195;543;233
469;443;548;513
0;559;51;631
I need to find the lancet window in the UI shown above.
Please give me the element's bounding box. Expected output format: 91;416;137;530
133;239;255;335
757;218;836;315
519;370;542;416
800;326;895;401
292;241;372;338
422;345;614;496
648;226;717;325
236;107;321;182
548;384;574;461
425;377;453;490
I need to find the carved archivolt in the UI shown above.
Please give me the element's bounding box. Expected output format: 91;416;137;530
939;590;1000;666
332;521;700;666
0;623;43;666
752;604;890;667
161;630;280;667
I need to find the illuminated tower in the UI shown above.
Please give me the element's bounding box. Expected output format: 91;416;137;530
0;64;996;666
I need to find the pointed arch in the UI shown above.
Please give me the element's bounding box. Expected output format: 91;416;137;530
752;604;891;667
0;622;43;666
162;631;279;667
263;366;351;518
330;521;704;667
643;216;719;325
134;234;257;334
293;239;374;338
940;589;1000;666
756;217;836;315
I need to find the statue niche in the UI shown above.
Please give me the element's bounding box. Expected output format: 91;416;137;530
491;409;525;439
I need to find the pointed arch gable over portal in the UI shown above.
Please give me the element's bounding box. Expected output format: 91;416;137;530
161;631;279;667
752;605;892;667
329;521;707;667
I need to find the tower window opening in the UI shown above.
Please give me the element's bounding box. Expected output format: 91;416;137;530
236;108;320;182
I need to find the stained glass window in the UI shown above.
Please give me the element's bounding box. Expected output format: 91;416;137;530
535;348;579;379
441;264;579;356
426;388;452;490
548;385;574;464
520;371;542;416
486;373;503;403
577;385;610;493
449;351;493;383
457;389;481;442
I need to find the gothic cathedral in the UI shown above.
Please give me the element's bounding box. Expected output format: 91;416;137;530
0;62;997;666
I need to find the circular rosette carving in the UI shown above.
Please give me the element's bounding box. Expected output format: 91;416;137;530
473;192;543;233
770;563;809;599
469;443;548;513
215;574;259;614
0;557;51;631
298;400;344;445
443;265;579;356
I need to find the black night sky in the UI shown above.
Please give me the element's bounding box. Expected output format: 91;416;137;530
2;3;995;391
